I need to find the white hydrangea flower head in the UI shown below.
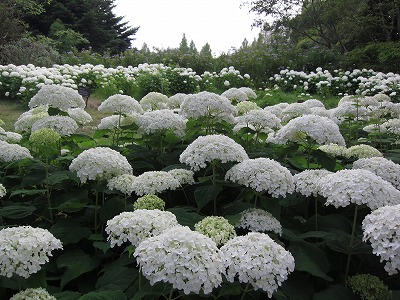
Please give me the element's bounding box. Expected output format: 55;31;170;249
28;85;85;112
221;88;248;103
69;147;133;183
0;140;33;162
167;168;195;185
319;169;400;209
97;113;140;130
225;158;294;198
268;115;346;146
179;134;249;171
137;109;187;137
235;101;262;115
105;209;178;247
303;99;325;108
373;93;391;103
67;107;93;125
98;94;144;114
362;204;400;275
238;87;257;99
237;208;282;236
167;93;187;109
220;232;295;297
14;105;49;133
140;92;169;111
294;169;333;197
31;115;78;136
281;103;312;122
234;110;282;133
134;226;226;295
318;143;347;157
263;105;284;119
331;102;369;123
10;288;56;300
381;118;400;135
194;216;236;246
131;171;181;196
107;174;136;195
0;226;62;278
309;107;334;119
179;91;237;123
345;144;383;159
3;131;23;143
133;194;166;210
352;157;400;190
0;183;6;198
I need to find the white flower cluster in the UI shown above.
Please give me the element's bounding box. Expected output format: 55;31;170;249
107;174;137;195
0;226;62;278
318;143;347;157
133;194;166;210
179;91;237;123
345;144;383;159
98;94;144;115
67;108;93;125
194;216;236;246
167;168;195;185
319;169;400;209
331;102;369;123
235;101;261;115
134;226;226;295
97;113;139;130
105;209;178;247
69;147;133;183
140;92;169;111
0;140;32;162
381;118;400;135
167;93;187;109
225;158;294;198
28;85;85;112
31;115;78;136
268;115;346;146
131;171;181;196
220;232;295;297
362;204;400;275
237;208;282;235
221;88;248;103
10;288;56;300
281;103;312;122
234;110;281;133
14;105;49;133
179;134;249;171
238;87;257;99
0;183;6;198
303;99;325;108
294;169;333;197
137;109;187;137
353;157;400;189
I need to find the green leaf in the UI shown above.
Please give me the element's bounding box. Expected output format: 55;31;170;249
217;281;242;298
288;241;333;281
95;267;136;291
9;189;47;197
311;149;337;171
313;284;358;300
56;249;99;289
46;171;74;185
167;207;203;228
326;233;372;255
194;184;223;211
0;205;36;219
224;214;242;226
79;290;127;300
131;282;164;300
52;291;82;300
50;219;91;244
55;197;90;213
93;241;110;254
93;129;112;139
280;273;314;300
288;156;309;170
99;198;126;222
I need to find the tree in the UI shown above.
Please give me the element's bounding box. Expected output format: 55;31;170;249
179;33;190;53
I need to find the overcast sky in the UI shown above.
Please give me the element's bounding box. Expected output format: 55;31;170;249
112;0;262;56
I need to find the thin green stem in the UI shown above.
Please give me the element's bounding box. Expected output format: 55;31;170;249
94;191;99;233
315;197;318;232
345;204;358;283
45;156;53;223
240;282;252;300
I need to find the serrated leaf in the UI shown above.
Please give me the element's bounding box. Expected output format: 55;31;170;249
0;205;36;219
79;290;127;300
168;207;203;228
217;281;242;298
95;267;136;291
50;219;91;244
313;284;358;300
52;291;82;300
194;184;223;211
10;189;46;197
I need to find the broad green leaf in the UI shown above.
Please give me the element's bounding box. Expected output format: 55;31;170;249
52;291;82;300
55;197;90;213
79;290;127;300
56;249;99;289
131;282;165;300
93;129;112;139
10;189;46;197
194;184;223;211
280;273;314;300
99;198;126;222
168;207;203;228
0;205;36;219
95;267;136;291
326;233;372;255
46;171;74;185
313;284;357;300
217;281;242;298
50;219;91;244
311;149;337;171
224;213;242;226
93;241;110;254
288;156;309;170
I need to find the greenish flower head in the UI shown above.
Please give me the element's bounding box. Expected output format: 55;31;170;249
194;216;236;246
0;183;6;198
29;128;61;148
347;274;392;300
133;194;165;210
0;118;5;127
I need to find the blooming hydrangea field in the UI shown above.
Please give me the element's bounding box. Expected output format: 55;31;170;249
0;63;400;299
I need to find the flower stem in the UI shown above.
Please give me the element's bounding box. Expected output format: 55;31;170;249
45;156;53;223
345;204;358;283
240;282;252;300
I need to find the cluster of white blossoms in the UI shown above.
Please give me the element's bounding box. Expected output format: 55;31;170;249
29;128;61;150
294;169;333;197
180;134;249;171
137;109;187;137
268;115;346;146
69;147;133;183
98;94;144;115
381;118;400;135
0;129;22;143
134;226;226;295
107;174;136;195
220;232;295;298
28;85;85;112
131;171;181;196
14;105;49;133
281;103;312;122
167;93;187;109
0;183;6;198
133;194;166;210
353;157;400;189
67;107;93;125
167;168;195;185
97;113;139;130
10;288;56;300
105;210;178;247
318;169;400;209
179;91;237;123
234;110;282;133
331;102;369;123
303;99;325;108
345;144;383;159
238;87;257;99
194;216;236;246
221;88;248;103
31;115;78;136
236;208;282;236
0;140;33;162
225;158;294;198
0;226;62;278
362;204;400;275
318;143;348;157
140;92;169;111
235;101;261;115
